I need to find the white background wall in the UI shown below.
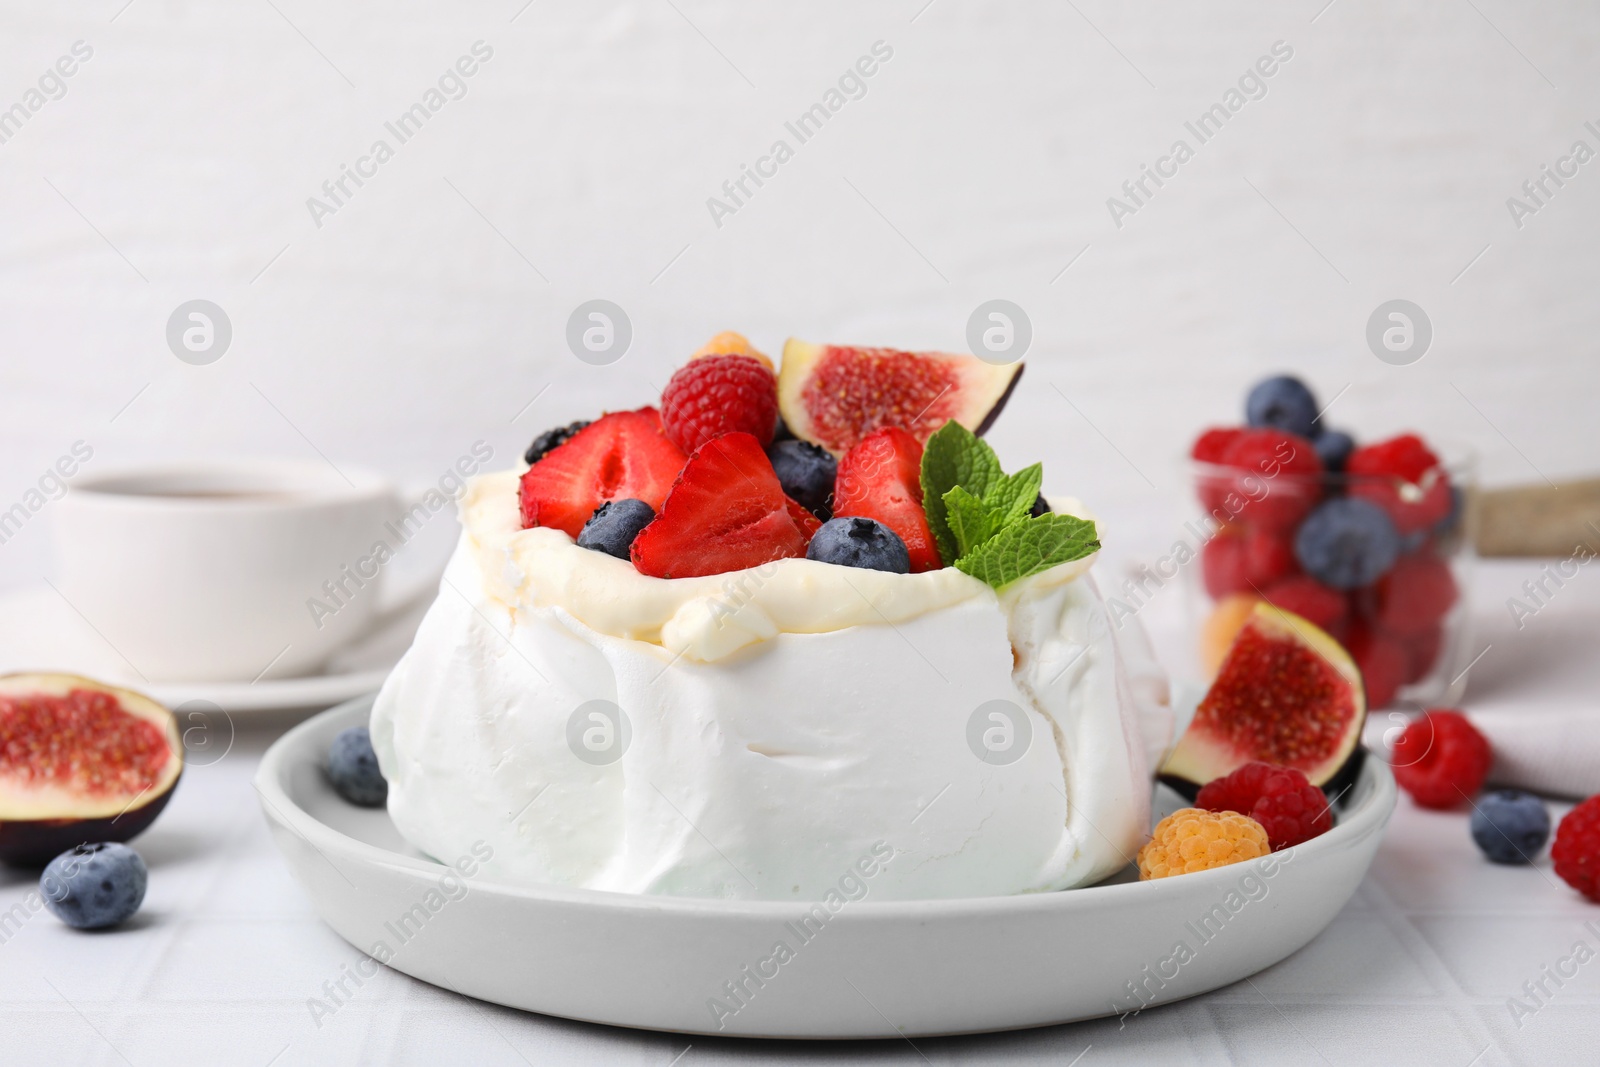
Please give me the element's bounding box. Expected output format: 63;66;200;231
1;0;1596;587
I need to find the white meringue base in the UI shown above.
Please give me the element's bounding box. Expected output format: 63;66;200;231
370;475;1171;901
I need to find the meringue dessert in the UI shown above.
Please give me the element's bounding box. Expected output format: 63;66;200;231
371;335;1172;900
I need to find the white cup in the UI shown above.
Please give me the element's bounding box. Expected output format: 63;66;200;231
52;460;413;683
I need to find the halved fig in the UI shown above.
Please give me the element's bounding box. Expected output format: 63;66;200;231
777;339;1023;456
0;673;182;865
1163;603;1365;791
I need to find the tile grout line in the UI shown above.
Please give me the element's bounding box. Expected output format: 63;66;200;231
1360;875;1518;1066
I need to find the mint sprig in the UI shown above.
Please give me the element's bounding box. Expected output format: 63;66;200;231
943;486;1006;558
953;512;1101;588
920;421;1002;564
918;421;1100;589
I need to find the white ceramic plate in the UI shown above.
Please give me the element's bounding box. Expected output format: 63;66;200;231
258;695;1395;1039
0;585;424;712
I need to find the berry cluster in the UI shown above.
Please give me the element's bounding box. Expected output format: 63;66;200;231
1192;375;1462;707
1387;709;1600;904
516;333;1040;579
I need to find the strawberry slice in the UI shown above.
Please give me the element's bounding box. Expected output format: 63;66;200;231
520;408;686;537
832;427;941;572
785;497;822;541
631;432;814;578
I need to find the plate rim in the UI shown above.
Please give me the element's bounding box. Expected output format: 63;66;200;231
258;693;1398;918
146;669;391;712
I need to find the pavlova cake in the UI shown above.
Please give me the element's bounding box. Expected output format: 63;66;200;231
371;333;1174;900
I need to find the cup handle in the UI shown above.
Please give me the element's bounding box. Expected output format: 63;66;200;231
360;479;458;634
368;569;445;632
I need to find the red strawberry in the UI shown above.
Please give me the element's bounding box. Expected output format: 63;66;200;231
832;428;941;573
520;408;685;537
660;355;779;454
1346;434;1452;535
786;497;822;540
630;433;812;578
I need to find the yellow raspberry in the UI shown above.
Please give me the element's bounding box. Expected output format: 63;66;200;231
1138;807;1270;880
691;331;773;373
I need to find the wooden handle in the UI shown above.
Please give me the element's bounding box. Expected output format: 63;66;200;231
1472;479;1600;557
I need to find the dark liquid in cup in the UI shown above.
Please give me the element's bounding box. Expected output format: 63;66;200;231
101;488;309;502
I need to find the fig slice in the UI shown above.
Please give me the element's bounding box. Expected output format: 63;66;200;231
1163;603;1365;791
777;339;1023;456
0;673;182;865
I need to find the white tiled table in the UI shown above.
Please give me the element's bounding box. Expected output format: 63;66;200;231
4;559;1596;1066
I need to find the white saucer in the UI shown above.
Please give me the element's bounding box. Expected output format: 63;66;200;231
0;586;422;712
258;695;1396;1039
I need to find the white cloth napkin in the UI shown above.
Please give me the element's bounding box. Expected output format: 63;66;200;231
1470;706;1600;799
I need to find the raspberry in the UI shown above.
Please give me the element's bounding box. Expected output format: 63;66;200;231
1376;554;1458;634
660;355;778;455
1401;626;1444;684
1196;761;1333;850
1243;525;1298;586
1260;575;1347;631
1389;710;1492;809
1346;434;1452;535
1344;624;1408;709
1138;808;1270;879
1192;427;1243;464
1552;795;1600;902
1199;525;1298;599
1193;427;1244;514
1349;433;1440;483
1251;777;1334;850
1218;428;1324;531
1195;761;1277;814
1201;530;1249;597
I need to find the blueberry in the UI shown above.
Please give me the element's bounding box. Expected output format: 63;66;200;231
771;415;795;443
523;419;590;466
1294;497;1401;589
767;440;836;520
577;498;655;559
41;843;147;930
1246;375;1320;439
1030;494;1051;517
1314;429;1355;473
327;726;387;806
1471;790;1550;865
807;517;910;573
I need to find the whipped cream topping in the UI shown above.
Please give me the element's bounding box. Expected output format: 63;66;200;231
460;470;1098;661
371;469;1171;900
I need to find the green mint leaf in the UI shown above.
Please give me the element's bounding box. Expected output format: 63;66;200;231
954;513;1101;589
943;485;1005;558
982;462;1043;528
920;421;1002;565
